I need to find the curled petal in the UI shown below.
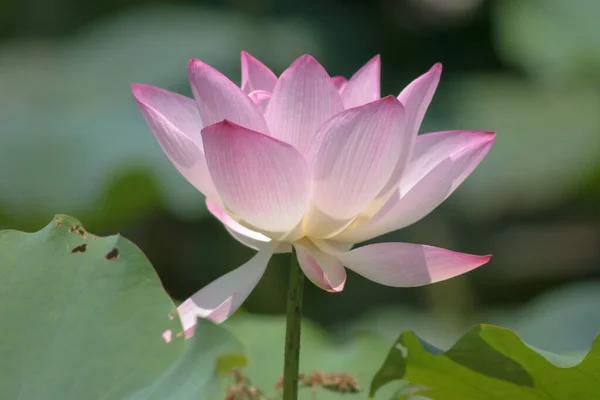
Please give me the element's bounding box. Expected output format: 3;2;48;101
265;55;344;155
335;242;491;287
206;199;291;253
294;241;346;292
303;96;406;238
340;55;381;109
241;51;277;94
248;90;272;112
335;130;496;243
132;84;220;202
202;120;310;234
188;58;268;133
177;245;275;334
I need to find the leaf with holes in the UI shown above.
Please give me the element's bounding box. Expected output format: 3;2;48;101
369;324;600;400
0;215;246;400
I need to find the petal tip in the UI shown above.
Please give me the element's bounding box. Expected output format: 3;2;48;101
131;83;154;99
131;83;145;99
367;54;381;65
131;84;174;106
290;54;320;68
484;130;497;140
381;94;399;102
188;58;208;71
240;50;253;67
202;119;236;134
131;82;145;91
471;254;493;267
299;54;317;62
379;95;405;112
327;280;346;293
472;130;497;146
432;62;443;72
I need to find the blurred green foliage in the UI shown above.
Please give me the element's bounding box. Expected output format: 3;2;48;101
0;0;599;354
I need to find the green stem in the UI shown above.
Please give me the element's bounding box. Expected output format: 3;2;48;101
283;248;304;400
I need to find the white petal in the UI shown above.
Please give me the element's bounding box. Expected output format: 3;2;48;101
241;51;277;94
303;97;406;238
132;84;220;202
335;130;496;243
177;245;275;332
375;63;443;200
340;55;381;109
399;63;442;138
265;55;344;155
206;199;291;253
294;241;346;292
336;242;491;287
188;59;268;133
402;129;495;192
202;120;310;234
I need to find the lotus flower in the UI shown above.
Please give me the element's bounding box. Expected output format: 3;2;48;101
132;52;495;333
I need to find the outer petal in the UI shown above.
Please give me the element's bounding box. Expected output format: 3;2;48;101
340;55;381;109
241;51;277;94
376;64;443;199
399;63;442;139
188;59;268;133
336;242;491;287
132;84;220;202
201;120;310;234
206;199;291;253
294;241;346;292
401;129;495;192
177;245;275;333
303;97;406;238
335;130;495;243
265;55;344;155
331;76;348;91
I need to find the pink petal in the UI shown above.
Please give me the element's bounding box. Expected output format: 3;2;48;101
335;130;495;243
201;120;310;234
375;64;443;198
340;55;381;109
331;76;348;91
188;59;268;133
206;199;291;253
398;63;442;138
177;246;275;332
265;55;344;155
248;90;272;113
132;84;220;202
336;242;491;287
241;51;277;94
303;96;406;238
294;241;346;292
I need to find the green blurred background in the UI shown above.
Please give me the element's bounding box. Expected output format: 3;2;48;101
1;0;599;354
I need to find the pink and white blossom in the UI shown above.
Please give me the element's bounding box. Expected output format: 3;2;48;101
132;52;495;334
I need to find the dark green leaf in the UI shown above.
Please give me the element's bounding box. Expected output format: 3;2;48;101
370;324;600;400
